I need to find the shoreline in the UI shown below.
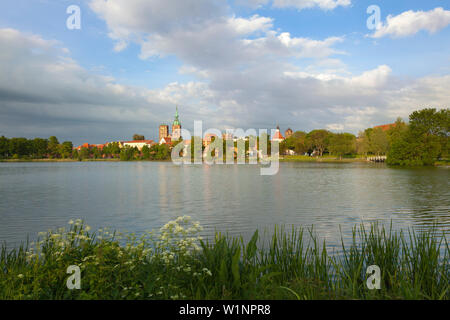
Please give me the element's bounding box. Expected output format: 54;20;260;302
1;157;448;166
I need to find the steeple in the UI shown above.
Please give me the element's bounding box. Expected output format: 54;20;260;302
173;106;180;126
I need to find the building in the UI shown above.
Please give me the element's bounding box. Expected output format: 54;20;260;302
75;143;105;151
272;126;285;142
171;106;182;141
285;128;293;138
374;123;396;131
159;125;169;142
122;140;155;151
159;136;172;145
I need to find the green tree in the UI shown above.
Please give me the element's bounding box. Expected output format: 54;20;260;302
9;138;30;158
103;142;121;158
120;146;137;161
0;136;10;158
306;130;332;156
91;147;101;159
149;144;170;160
79;147;91;160
329;133;356;159
31;138;49;158
48;136;60;158
59;141;73;159
141;145;151;160
72;149;80;160
133;134;145;141
356;131;369;156
409;108;449;159
386;118;408;147
280;131;307;155
369;128;389;155
387;108;449;165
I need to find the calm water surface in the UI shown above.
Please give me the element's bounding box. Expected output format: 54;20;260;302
0;161;449;247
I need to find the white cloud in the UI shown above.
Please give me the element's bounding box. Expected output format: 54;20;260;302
2;27;449;141
235;0;270;9
326;123;344;131
237;0;351;10
284;65;391;88
0;28;214;143
90;0;344;71
229;15;274;35
2;0;450;143
273;0;351;11
371;7;450;38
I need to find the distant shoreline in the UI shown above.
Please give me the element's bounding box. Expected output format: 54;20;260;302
0;158;120;162
0;156;367;163
1;157;447;166
279;155;368;163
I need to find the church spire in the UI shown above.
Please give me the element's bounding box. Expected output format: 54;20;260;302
173;105;180;126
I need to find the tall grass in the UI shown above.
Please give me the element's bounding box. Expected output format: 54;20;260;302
1;218;448;300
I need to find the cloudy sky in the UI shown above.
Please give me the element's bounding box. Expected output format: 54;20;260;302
0;0;449;145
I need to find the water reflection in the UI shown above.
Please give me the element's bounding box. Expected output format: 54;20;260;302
0;161;448;248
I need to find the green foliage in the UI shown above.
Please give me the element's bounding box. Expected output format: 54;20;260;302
48;136;60;158
132;134;145;141
387;108;449;166
149;144;170;160
119;146;137;161
280;131;307;155
1;219;448;300
0;136;9;158
306;130;332;156
141;145;151;160
31;138;49;158
9;138;31;158
102;142;121;158
59;141;73;159
328;133;356;159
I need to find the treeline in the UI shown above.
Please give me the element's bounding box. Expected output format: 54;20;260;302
1;108;448;165
72;142;171;161
118;144;171;161
0;136;73;159
279;108;448;165
0;136;172;161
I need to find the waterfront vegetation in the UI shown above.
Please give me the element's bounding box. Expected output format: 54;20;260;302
0;108;448;165
1;217;448;300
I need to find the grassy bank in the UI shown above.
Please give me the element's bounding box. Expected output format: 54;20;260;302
280;155;367;163
1;217;448;300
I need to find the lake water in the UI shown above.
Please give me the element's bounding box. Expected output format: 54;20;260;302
0;161;449;248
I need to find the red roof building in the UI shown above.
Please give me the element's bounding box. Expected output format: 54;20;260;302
159;137;172;145
272;126;284;142
374;123;396;131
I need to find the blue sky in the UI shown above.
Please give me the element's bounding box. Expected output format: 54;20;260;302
0;0;449;144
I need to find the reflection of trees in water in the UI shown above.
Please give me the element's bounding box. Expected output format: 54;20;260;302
395;167;449;233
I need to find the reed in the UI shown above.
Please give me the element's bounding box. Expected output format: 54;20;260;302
1;218;448;300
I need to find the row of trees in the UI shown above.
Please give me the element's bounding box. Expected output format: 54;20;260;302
280;129;358;159
279;108;449;165
387;108;448;165
119;144;171;161
0;136;172;161
0;136;73;159
68;142;171;161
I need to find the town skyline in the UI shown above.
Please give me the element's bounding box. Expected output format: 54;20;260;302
69;105;401;151
1;1;449;146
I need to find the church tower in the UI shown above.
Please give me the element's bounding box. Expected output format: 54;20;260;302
172;106;181;140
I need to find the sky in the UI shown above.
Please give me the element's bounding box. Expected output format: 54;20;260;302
0;0;449;145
